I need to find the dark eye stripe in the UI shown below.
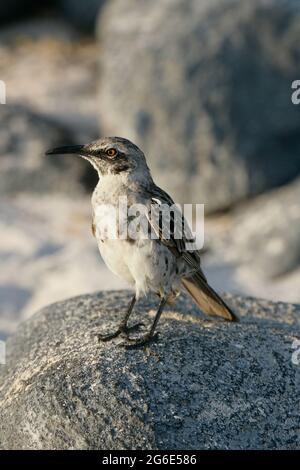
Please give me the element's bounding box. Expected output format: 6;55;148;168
91;149;127;160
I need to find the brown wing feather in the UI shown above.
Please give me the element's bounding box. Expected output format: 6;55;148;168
182;273;238;321
145;184;238;322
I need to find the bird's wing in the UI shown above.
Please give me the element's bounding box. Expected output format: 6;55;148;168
144;184;238;322
145;185;202;264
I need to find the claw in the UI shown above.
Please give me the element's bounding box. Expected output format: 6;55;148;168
119;332;159;349
97;330;122;342
97;322;145;343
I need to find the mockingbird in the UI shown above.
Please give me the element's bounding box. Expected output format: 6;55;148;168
46;137;238;347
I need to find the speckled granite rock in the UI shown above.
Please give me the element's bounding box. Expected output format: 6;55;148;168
0;290;299;449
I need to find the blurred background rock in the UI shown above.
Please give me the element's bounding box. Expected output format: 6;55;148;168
0;0;299;338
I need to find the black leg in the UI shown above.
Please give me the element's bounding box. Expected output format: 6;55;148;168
98;295;143;342
121;296;167;348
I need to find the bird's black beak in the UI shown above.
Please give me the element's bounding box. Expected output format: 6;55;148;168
45;145;86;156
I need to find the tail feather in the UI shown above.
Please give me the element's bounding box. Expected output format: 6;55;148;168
182;272;239;322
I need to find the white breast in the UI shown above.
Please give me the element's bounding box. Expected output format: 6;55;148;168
91;178;180;298
97;238;135;286
96;235;177;299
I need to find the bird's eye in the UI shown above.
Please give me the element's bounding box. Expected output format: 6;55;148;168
106;148;118;158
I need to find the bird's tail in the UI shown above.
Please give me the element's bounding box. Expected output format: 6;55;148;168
181;272;239;322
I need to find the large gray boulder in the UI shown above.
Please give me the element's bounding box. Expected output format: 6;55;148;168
98;0;300;212
225;177;300;277
0;290;299;449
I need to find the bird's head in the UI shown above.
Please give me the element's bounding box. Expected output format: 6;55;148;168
46;136;152;182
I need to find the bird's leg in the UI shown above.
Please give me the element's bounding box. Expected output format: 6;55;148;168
97;295;144;342
121;296;167;348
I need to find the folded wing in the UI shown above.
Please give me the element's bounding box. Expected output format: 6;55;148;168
145;184;238;322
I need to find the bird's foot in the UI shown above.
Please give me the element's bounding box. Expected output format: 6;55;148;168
97;329;122;342
119;332;159;349
97;322;144;342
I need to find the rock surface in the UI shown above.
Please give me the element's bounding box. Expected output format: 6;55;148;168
0;105;94;195
227;177;300;278
98;0;300;212
0;290;299;450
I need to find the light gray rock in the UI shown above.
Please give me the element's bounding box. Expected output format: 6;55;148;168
98;0;300;212
222;177;300;277
0;105;95;195
0;290;299;449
